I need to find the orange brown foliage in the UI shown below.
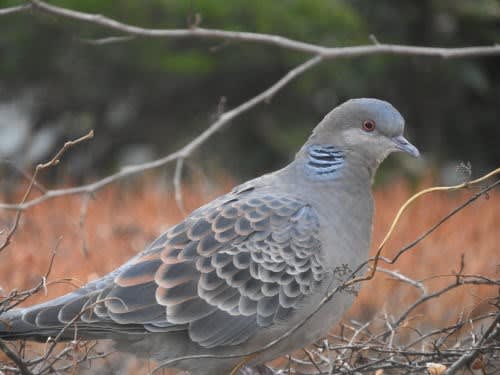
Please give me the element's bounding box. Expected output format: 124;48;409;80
0;176;498;372
356;178;498;329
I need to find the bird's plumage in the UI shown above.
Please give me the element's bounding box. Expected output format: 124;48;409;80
0;98;418;374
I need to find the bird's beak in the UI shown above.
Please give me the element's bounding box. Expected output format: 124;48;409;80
391;135;420;157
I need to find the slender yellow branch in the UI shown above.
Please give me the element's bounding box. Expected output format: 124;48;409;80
377;167;500;252
346;166;500;288
230;353;258;375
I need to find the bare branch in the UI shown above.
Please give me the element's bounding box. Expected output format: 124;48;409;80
0;3;498;373
0;160;47;194
0;4;31;16
350;170;500;289
79;35;135;45
0;1;498;215
377;268;426;293
36;130;95;171
381;177;500;266
0;130;94;253
1;239;59;313
21;0;500;58
0;340;33;375
0;55;322;212
445;315;500;375
173;157;186;215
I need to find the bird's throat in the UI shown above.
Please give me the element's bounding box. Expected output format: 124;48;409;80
305;144;345;180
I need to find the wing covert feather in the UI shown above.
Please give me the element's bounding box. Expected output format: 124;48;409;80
14;186;326;348
148;189;325;347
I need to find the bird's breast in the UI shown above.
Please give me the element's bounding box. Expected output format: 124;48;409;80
312;184;374;275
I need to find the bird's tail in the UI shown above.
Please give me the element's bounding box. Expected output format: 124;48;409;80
0;289;147;342
0;291;98;341
0;309;58;341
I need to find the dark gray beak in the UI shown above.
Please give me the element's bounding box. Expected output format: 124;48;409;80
391;135;420;157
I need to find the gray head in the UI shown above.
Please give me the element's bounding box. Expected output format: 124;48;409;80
305;98;419;169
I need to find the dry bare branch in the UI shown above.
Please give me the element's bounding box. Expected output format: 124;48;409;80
1;240;59;313
0;56;322;212
15;0;500;58
0;4;498;373
444;314;500;375
377;268;426;293
0;130;94;253
0;339;33;375
0;4;31;16
0;2;498;213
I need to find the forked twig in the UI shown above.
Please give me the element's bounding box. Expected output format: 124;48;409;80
344;167;500;289
0;130;94;253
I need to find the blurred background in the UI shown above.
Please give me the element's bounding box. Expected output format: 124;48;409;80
0;0;499;186
0;1;499;373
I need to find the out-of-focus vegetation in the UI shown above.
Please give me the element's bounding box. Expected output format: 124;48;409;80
0;0;499;184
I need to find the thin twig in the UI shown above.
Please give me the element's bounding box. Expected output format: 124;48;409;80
173;157;186;215
79;193;92;256
0;1;498;214
0;239;59;313
377;268;426;293
0;130;94;253
0;56;321;212
18;0;500;58
302;348;323;374
348;169;500;288
0;160;47;194
79;35;135;45
0;340;33;375
381;177;500;266
0;4;31;16
444;314;500;375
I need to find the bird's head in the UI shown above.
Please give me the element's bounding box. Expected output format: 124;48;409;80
306;98;419;170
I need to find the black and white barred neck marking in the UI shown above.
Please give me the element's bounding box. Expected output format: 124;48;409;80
305;144;345;180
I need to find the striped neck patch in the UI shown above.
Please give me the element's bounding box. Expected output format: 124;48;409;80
305;144;345;180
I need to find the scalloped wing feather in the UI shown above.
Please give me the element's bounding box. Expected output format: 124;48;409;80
150;190;325;347
5;186;325;348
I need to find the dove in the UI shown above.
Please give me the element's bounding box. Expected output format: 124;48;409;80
0;98;419;374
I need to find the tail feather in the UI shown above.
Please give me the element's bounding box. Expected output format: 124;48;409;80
0;259;180;341
0;291;149;342
0;308;70;341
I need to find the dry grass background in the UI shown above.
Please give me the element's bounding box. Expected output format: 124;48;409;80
0;174;498;373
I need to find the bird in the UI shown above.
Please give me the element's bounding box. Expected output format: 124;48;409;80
0;98;419;374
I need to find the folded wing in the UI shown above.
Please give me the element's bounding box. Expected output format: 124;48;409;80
3;186;325;348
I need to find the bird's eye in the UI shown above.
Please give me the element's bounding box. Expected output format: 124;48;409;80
362;120;376;132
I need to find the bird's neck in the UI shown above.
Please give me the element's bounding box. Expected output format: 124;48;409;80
303;144;345;180
276;145;375;272
293;143;376;187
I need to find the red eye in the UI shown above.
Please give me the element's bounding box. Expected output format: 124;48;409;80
362;120;376;132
